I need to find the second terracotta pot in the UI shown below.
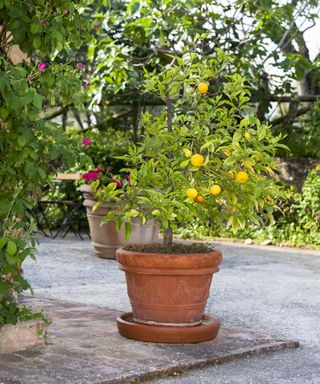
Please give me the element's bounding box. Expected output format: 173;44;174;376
80;185;159;259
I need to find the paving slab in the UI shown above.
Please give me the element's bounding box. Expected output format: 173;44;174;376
0;296;298;384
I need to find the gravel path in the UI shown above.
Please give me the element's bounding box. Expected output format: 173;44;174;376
24;238;320;384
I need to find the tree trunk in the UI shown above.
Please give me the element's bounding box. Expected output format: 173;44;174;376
163;227;173;246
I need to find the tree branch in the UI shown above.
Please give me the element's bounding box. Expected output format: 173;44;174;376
270;105;312;126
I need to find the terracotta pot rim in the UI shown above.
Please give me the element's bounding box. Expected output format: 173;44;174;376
116;247;222;271
116;247;222;259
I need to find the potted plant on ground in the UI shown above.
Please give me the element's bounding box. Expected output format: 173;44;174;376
79;166;159;258
98;45;284;343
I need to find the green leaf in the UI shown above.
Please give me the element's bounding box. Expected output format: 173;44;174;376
101;211;115;223
17;135;26;147
115;218;122;232
31;22;42;34
32;94;43;109
37;167;46;179
92;202;100;212
0;237;8;250
180;159;190;168
258;127;267;141
6;240;17;257
129;209;139;217
124;222;132;240
0;283;9;299
33;36;42;49
0;107;9;120
182;148;192;157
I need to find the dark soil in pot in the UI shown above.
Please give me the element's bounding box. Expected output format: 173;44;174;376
123;242;215;254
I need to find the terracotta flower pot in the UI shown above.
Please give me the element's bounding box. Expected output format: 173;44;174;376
80;185;159;259
116;247;222;326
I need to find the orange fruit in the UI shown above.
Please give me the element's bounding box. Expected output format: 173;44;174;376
186;188;198;199
191;154;204;167
197;82;208;94
235;171;249;184
195;195;205;204
210;185;221;195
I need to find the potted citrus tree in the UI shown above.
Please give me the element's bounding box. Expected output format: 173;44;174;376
98;46;284;343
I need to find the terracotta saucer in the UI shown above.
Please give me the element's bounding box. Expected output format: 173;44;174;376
116;313;220;344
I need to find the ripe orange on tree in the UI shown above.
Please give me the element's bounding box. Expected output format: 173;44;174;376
197;82;208;94
191;154;205;167
235;171;249;184
195;195;205;204
186;188;198;199
210;185;221;195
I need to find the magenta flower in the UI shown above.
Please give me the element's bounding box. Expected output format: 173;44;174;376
93;24;100;30
82;171;98;182
96;167;103;172
38;63;47;72
124;173;131;181
112;178;123;188
84;82;91;88
82;138;91;146
76;62;85;70
40;19;47;25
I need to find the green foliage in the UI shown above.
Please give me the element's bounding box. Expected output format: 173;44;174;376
273;102;320;159
85;0;319;127
179;167;320;247
71;128;130;173
0;231;35;326
0;0;91;55
0;0;90;325
97;46;284;245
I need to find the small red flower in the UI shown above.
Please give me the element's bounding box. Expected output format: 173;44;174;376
93;23;100;30
84;82;91;88
76;62;85;70
38;63;47;72
112;178;123;188
82;138;91;146
40;19;47;25
82;171;98;182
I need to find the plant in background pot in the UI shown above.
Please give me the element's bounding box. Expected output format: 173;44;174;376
79;166;159;259
98;43;284;343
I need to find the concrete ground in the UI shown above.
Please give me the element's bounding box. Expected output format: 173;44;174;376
22;237;320;383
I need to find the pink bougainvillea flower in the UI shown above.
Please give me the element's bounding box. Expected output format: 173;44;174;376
82;138;91;146
84;82;91;88
40;19;47;25
38;63;47;72
112;178;123;188
96;167;103;172
76;62;85;70
82;171;99;182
